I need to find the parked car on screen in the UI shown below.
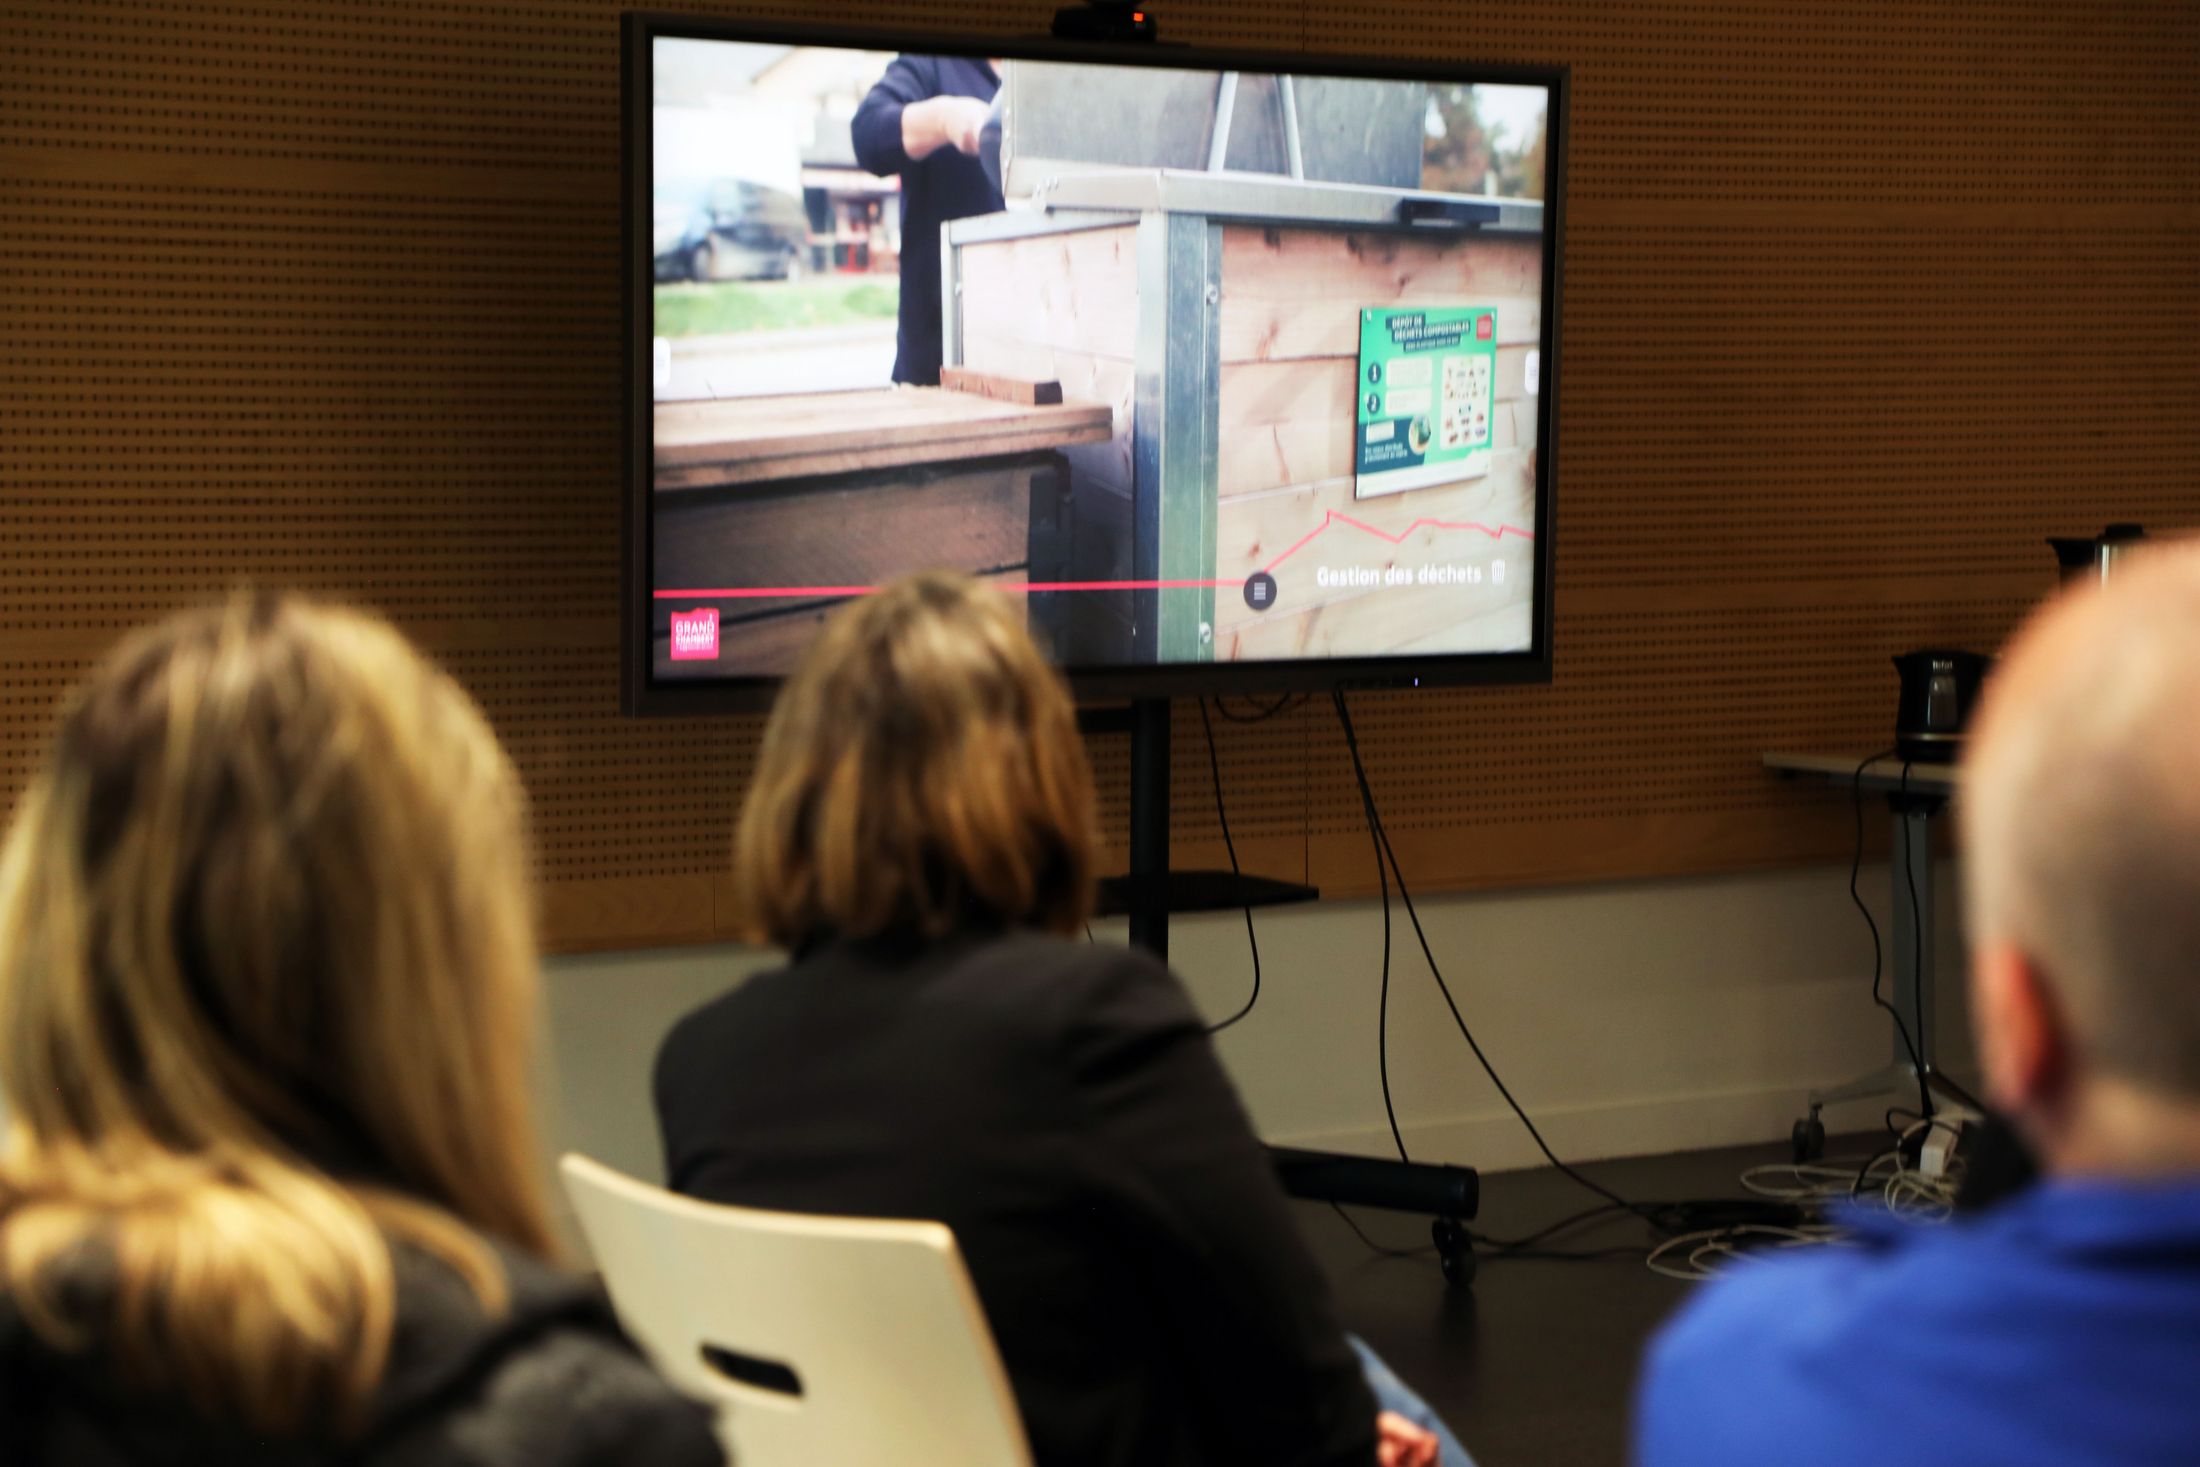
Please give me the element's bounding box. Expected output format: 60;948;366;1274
653;178;812;283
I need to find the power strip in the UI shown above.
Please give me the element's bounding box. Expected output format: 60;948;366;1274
1919;1107;1978;1180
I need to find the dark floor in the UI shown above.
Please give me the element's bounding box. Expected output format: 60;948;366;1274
1293;1135;1839;1467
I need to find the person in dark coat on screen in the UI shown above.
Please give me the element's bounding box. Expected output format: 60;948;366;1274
0;595;721;1467
655;572;1470;1467
851;54;1003;385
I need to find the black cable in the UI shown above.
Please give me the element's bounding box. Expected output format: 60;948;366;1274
1885;1106;1963;1146
1329;1203;1435;1259
1898;760;1935;1121
1333;689;1641;1219
1197;697;1261;1035
1084;922;1095;944
1849;751;1931;1121
1328;1196;1654;1266
1471;1201;1633;1253
1852;753;1930;1109
1331;690;1408;1164
1327;695;1816;1250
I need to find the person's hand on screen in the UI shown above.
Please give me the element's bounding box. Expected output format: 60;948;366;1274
1376;1410;1440;1467
901;94;994;161
935;94;991;155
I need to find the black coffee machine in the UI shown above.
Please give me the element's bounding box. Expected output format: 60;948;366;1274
1893;649;1992;764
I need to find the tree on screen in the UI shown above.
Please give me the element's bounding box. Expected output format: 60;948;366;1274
1423;86;1544;201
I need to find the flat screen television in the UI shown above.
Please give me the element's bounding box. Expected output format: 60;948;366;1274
623;12;1565;712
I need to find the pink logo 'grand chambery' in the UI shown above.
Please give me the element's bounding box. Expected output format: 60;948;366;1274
669;607;719;661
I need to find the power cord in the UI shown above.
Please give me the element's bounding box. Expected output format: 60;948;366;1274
1333;688;1638;1216
1324;690;1828;1271
1333;692;1408;1163
1197;697;1261;1035
1329;1202;1433;1259
1331;1200;1649;1265
1848;750;1932;1121
1898;760;1935;1119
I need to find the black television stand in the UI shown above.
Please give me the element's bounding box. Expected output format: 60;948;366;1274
1083;698;1481;1288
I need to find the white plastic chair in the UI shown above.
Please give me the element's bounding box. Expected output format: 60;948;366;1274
559;1153;1033;1467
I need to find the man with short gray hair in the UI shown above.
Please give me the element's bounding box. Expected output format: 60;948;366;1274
1634;546;2200;1467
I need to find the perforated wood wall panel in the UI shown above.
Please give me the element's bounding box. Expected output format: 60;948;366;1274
5;1;2197;950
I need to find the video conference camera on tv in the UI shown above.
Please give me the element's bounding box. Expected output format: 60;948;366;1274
1052;0;1160;43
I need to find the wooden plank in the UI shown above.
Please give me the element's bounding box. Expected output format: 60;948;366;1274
957;225;1141;361
653;387;1111;490
654;421;1108;493
939;365;1064;405
1219;357;1355;500
1219;226;1544;362
960;331;1136;495
655;460;1057;628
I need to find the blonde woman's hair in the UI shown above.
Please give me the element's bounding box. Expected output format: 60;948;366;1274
729;573;1098;945
0;593;557;1435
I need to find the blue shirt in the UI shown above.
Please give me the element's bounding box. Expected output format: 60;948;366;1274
1635;1180;2200;1467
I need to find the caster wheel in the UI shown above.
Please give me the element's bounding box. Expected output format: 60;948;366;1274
1792;1113;1826;1163
1432;1217;1477;1290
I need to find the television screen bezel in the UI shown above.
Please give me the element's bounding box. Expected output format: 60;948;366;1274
622;10;1567;715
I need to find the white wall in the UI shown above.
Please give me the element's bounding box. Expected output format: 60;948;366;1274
0;862;1967;1249
537;861;1974;1194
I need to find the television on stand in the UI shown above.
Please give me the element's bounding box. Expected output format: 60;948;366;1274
622;10;1566;1287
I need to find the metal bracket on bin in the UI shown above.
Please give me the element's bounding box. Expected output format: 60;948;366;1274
1131;209;1221;663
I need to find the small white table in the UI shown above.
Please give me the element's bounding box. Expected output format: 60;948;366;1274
1763;753;1970;1141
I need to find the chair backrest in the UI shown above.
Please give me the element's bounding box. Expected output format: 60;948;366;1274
559;1154;1033;1467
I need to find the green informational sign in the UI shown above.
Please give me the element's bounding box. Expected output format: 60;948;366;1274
1354;306;1498;500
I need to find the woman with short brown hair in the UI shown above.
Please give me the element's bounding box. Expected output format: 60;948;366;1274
725;568;1096;946
0;595;720;1467
657;572;1463;1467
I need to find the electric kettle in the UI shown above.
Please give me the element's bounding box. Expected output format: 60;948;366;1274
2048;524;2148;588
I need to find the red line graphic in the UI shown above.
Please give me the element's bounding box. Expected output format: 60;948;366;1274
1260;512;1534;575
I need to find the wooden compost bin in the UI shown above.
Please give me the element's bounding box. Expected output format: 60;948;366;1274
947;172;1544;666
652;386;1111;679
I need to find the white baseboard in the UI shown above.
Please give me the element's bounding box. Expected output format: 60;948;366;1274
1265;1077;1953;1174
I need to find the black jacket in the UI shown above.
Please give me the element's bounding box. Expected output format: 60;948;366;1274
0;1236;724;1467
850;54;1003;385
654;928;1379;1467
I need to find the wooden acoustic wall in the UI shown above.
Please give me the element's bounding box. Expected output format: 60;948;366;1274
5;1;2197;952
